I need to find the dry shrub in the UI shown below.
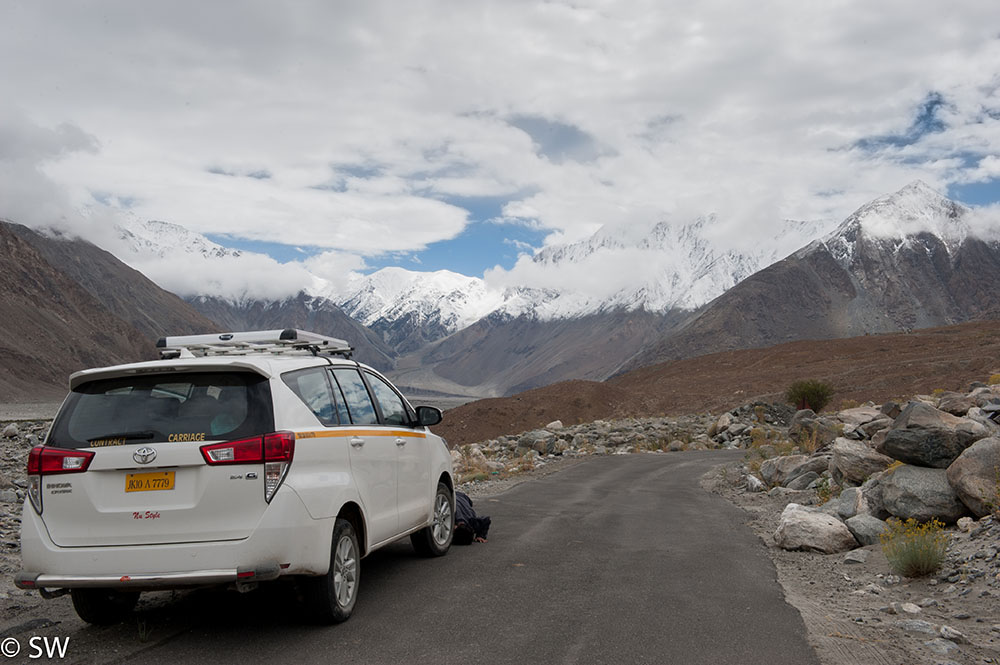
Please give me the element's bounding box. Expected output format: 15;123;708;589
879;518;948;578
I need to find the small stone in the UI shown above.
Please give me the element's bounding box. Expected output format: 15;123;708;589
898;619;937;636
952;612;971;620
918;598;939;608
939;625;967;644
545;420;564;430
923;638;960;656
843;549;869;564
957;516;975;532
1;423;18;438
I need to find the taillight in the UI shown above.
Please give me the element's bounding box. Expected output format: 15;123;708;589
200;432;295;502
26;447;95;514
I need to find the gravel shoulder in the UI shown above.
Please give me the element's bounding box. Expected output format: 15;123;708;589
703;462;1000;665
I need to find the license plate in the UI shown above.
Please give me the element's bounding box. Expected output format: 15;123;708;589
125;471;175;492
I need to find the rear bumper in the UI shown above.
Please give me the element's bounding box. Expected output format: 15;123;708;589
15;563;280;591
17;488;335;592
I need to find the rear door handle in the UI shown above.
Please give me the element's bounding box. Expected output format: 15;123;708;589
350;437;365;448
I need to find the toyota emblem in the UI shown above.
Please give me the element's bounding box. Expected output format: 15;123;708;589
133;447;157;465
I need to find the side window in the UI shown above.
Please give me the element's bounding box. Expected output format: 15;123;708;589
330;369;378;425
366;372;409;426
282;368;338;426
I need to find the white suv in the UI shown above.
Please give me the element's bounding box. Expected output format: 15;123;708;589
16;329;455;625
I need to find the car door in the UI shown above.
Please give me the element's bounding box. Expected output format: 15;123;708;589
364;371;432;530
330;367;399;544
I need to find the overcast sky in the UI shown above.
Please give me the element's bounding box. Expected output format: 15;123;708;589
2;0;999;298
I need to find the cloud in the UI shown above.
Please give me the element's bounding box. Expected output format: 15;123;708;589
2;0;1000;302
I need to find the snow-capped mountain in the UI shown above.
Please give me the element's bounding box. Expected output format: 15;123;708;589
324;268;504;353
627;180;1000;370
114;216;242;260
812;180;972;266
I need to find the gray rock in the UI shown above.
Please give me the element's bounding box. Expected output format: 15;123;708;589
774;503;858;554
878;402;989;468
897;619;937;636
1;424;18;438
939;625;967;644
759;455;811;487
831;437;894;485
860;417;893;439
0;489;18;503
845;514;890;546
837;487;862;520
882;465;969;524
843;549;869;564
785;471;820;491
946;436;1000;517
745;474;766;492
836;406;883;428
936;393;975;416
923;638;960;656
859;471;892;520
545;420;564;430
789;411;841;449
881;401;902;419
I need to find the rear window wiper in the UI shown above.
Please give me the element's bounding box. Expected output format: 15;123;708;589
87;430;156;443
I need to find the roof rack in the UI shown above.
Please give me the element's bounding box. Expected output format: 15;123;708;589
156;329;354;359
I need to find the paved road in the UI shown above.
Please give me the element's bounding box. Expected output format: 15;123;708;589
88;450;822;665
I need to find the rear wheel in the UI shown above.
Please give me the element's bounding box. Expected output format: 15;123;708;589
410;483;454;557
70;588;140;625
302;517;360;624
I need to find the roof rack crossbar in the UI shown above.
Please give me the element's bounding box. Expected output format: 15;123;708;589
156;329;353;359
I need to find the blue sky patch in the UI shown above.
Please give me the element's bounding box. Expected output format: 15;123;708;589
855;92;949;151
949;178;1000;206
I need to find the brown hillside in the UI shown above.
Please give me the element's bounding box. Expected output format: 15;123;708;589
434;319;1000;446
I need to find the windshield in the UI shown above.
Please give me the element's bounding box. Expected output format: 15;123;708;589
48;371;274;449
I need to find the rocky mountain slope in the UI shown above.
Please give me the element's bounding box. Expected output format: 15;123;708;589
187;293;396;371
0;222;216;401
625;182;1000;370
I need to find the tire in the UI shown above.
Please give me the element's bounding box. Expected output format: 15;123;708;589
70;588;140;625
410;483;454;557
302;517;360;624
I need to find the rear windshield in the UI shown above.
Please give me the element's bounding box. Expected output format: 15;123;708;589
47;372;274;449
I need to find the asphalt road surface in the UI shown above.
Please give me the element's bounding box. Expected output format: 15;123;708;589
42;451;820;665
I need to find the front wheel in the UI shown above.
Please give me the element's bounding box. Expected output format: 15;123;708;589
301;518;360;624
70;588;140;625
410;483;454;557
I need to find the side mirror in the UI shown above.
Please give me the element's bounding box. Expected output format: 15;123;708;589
415;405;443;427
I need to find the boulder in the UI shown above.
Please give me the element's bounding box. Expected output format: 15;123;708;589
545;420;564;430
1;423;18;438
845;514;890;546
831;438;894;485
519;430;556;455
713;413;733;434
759;455;828;487
936;393;975;417
785;471;820;491
881;401;902;419
878;402;989;468
859;417;893;439
774;503;858;553
789;411;841;449
946;436;1000;517
836;406;883;428
882;465;969;523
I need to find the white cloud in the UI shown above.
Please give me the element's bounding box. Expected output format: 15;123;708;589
2;0;1000;300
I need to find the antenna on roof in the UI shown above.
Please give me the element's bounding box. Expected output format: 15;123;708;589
155;329;354;359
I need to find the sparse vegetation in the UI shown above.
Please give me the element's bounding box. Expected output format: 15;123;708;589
989;374;1000;386
785;380;835;412
879;518;949;578
838;399;860;410
814;477;837;505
